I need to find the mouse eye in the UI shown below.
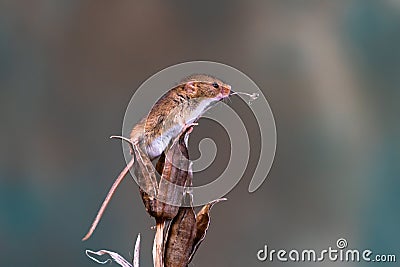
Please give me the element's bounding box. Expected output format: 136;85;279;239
212;82;219;88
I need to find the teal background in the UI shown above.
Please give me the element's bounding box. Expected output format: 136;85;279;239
0;1;399;266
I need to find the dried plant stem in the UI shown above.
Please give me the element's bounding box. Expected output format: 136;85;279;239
133;233;141;267
110;135;135;153
153;219;165;267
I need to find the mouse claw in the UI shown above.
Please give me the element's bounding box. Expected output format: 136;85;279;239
183;122;198;134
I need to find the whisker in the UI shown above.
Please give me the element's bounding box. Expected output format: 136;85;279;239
229;91;259;105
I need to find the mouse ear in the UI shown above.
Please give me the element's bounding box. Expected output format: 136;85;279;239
184;82;196;94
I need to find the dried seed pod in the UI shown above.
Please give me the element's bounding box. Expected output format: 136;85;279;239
188;198;227;264
138;131;190;220
155;133;189;209
164;196;197;267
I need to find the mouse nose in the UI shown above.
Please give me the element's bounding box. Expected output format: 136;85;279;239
222;85;231;97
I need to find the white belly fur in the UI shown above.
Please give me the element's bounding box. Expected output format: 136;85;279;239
146;124;182;159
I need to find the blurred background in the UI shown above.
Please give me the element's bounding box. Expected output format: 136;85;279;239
0;1;399;266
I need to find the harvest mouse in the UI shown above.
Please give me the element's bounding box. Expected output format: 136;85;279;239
82;74;231;240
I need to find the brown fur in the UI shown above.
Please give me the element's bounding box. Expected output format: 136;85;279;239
130;75;231;150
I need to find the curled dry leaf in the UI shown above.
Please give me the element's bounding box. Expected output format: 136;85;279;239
188;198;227;264
85;234;140;267
86;249;131;267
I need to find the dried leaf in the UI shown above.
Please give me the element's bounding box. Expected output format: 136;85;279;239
162;162;193;260
164;199;197;267
86;249;132;267
85;234;140;267
133;144;158;199
188;198;227;264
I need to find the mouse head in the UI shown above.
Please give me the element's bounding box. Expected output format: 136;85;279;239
180;74;231;101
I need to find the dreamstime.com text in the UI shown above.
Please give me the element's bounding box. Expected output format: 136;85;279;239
257;238;396;263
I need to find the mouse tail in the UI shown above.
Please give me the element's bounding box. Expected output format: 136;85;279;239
82;156;135;241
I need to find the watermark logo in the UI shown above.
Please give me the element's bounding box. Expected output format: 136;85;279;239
121;61;276;206
336;238;348;249
257;238;397;263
